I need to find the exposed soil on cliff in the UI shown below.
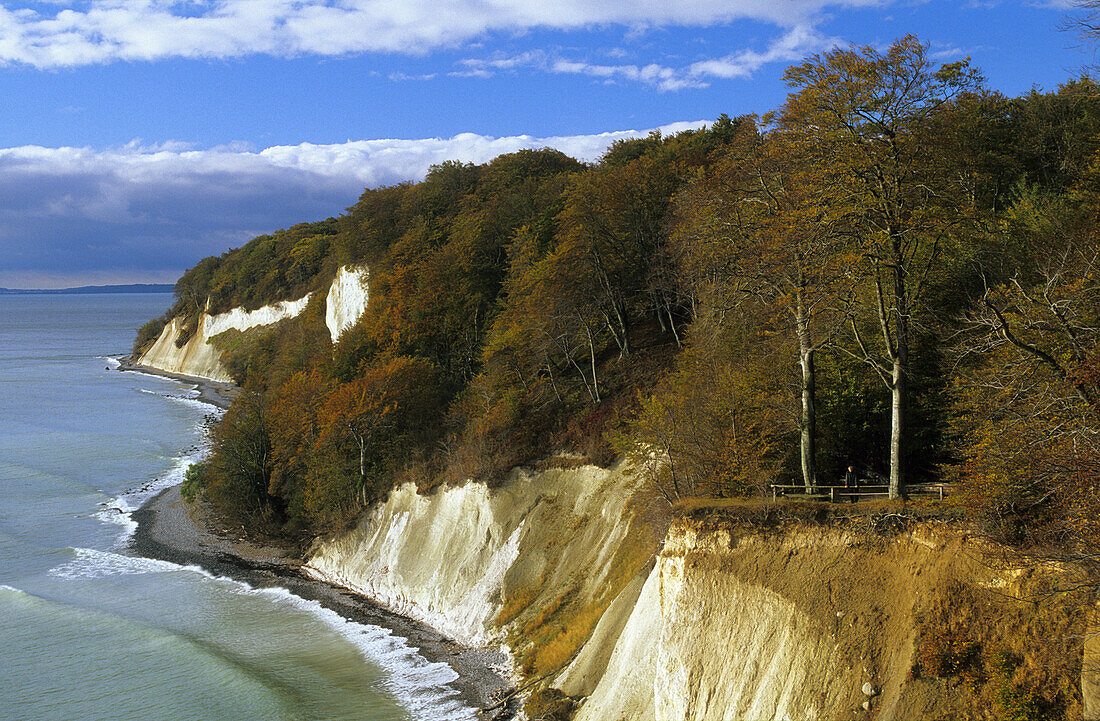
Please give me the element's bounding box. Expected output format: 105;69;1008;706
667;514;1088;720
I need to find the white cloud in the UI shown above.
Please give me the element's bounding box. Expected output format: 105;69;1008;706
251;122;708;183
0;122;708;286
687;24;839;80
0;0;879;68
388;71;437;81
460;49;547;71
927;42;979;61
460;25;837;90
551;58;705;91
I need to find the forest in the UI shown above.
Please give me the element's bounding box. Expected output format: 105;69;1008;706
158;36;1100;568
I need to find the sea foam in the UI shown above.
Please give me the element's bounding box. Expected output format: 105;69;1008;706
137;386;222;415
96;385;221;545
49;547;211;580
47;546;477;720
97;442;209;544
78;377;479;721
249;584;475;721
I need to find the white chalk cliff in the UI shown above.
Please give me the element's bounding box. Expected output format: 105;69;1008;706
138;294;311;382
306;466;1055;721
305;458;657;650
204;295;312;336
326;265;370;343
138;265;370;381
138;314;237;382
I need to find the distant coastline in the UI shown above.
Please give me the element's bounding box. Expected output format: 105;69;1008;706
0;283;173;294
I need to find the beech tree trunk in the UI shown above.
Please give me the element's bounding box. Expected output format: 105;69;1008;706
611;299;631;356
583;320;601;403
800;347;817;493
889;357;905;500
357;434;367;504
888;239;908;501
796;288;817;493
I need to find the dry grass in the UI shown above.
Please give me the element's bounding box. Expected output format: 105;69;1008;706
522;587;571;638
534;454;592;472
514;515;661;679
674;495;775;513
914;576;1086;720
496;585;540;626
673;493;962;535
596;525;657;606
524;688;577;721
522;600;611;678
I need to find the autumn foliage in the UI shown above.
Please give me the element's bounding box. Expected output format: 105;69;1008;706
171;38;1100;559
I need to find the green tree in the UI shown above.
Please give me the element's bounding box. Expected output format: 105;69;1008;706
556;153;682;356
266;368;336;519
952;189;1100;551
203;390;273;526
316;356;443;507
628;304;793;500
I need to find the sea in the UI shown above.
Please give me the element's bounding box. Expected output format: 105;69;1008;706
0;294;472;721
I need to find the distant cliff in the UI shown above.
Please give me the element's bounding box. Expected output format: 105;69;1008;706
135;265;368;382
1;283;173;294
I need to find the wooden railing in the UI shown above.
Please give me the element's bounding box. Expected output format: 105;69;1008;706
769;482;951;502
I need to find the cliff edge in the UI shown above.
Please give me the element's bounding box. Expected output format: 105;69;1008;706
306;466;1088;720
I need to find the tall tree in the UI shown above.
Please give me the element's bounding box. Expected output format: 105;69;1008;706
316;356;443;506
266;368;335;510
203;390;273;525
673;121;850;491
952;189;1100;557
780;36;983;497
556;154;681;356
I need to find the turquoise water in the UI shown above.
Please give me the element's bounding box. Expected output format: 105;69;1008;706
0;295;469;721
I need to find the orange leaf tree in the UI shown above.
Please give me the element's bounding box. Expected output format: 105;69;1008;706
309;356;443;526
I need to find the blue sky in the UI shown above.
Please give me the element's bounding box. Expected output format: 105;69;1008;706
0;0;1091;287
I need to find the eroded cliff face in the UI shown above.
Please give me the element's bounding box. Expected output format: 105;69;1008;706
325;265;369;343
572;524;952;721
138;265;370;381
137;295;310;381
304;458;667;652
138;313;238;382
305;468;1084;721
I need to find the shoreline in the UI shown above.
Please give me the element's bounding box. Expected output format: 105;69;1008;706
131;484;516;718
117;357;238;410
123;358;517;718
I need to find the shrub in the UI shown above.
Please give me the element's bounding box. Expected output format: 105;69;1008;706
132;314;169;357
918;628;981;678
181;460;208;502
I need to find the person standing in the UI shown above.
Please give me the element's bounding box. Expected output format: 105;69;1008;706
844;466;858;489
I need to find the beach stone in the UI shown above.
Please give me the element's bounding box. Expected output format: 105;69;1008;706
862;700;871;711
862;682;876;696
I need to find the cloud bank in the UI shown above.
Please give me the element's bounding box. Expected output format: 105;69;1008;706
0;0;876;68
0;122;706;288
